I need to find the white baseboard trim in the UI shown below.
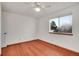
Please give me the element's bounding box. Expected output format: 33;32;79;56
40;39;79;53
1;45;7;48
7;39;36;46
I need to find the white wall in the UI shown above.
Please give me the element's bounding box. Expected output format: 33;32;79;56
38;5;79;52
0;2;1;55
2;12;36;47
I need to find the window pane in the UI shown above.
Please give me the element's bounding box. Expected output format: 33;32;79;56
49;18;59;32
59;15;72;33
49;18;59;27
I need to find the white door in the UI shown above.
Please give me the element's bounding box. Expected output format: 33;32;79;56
1;12;7;48
1;18;7;48
0;3;1;55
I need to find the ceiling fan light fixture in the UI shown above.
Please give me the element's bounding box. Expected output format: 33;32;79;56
34;7;41;12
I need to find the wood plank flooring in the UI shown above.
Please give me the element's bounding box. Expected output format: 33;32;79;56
1;39;79;56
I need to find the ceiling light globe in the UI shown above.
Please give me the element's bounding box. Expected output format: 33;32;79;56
34;7;41;12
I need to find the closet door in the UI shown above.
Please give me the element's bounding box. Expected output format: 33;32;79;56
1;12;7;48
0;3;1;55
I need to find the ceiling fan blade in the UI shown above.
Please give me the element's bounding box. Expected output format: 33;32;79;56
45;5;51;8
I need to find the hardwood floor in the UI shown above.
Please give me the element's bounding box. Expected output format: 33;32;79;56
1;39;79;56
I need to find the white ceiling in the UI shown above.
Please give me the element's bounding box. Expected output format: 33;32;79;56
1;2;78;18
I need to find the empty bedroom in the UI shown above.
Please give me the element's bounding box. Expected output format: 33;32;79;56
0;2;79;56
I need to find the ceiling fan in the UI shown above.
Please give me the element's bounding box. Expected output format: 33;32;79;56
32;2;51;12
24;2;51;12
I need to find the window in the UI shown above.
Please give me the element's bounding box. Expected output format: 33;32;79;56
49;15;72;35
